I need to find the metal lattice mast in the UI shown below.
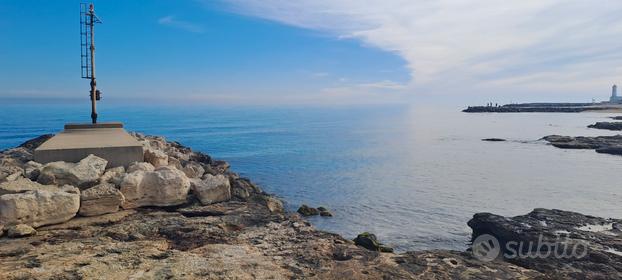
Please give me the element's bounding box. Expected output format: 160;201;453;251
80;3;101;124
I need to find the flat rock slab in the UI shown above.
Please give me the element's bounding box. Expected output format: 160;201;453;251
34;125;143;168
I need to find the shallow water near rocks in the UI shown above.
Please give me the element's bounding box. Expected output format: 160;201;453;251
1;102;621;252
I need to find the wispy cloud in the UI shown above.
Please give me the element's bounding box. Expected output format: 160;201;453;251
158;15;204;33
218;0;622;98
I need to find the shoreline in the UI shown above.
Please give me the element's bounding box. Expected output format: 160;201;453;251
0;134;620;278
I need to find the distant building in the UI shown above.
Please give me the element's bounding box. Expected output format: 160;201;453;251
610;84;622;103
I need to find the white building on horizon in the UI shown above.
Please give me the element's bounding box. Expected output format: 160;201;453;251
610;84;622;103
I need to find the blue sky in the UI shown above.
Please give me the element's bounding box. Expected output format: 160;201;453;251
1;1;622;105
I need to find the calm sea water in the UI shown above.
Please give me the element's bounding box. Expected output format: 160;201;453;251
1;102;621;251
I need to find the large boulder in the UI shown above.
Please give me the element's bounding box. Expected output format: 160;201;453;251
120;166;191;209
79;183;125;216
127;162;155;173
38;154;107;188
468;209;622;279
191;174;231;205
144;149;168;168
0;186;80;227
0;178;61;195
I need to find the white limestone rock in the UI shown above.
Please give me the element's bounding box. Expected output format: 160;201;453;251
38;154;107;188
4;171;22;182
191;174;231;205
0;186;80;227
0;165;23;183
0;177;61;195
99;166;125;186
182;162;205;179
79;183;125;216
144;149;168;168
120;166;190;209
127;162;155;173
168;157;183;170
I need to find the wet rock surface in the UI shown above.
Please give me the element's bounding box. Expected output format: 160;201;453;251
543;134;622;156
589;121;622;131
482;138;506;142
469;208;622;279
0;134;620;279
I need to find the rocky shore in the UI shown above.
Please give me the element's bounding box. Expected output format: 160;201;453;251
1;134;621;279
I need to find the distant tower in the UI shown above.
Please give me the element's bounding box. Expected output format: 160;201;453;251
610;84;619;103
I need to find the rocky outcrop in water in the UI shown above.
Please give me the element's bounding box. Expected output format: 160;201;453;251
0;134;620;279
588;122;622;131
468;208;622;279
542;134;622;156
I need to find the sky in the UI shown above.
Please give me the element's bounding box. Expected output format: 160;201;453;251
1;0;622;106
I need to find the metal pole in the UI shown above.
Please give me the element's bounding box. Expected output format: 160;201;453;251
89;3;97;124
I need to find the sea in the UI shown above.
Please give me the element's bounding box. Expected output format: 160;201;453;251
1;102;621;252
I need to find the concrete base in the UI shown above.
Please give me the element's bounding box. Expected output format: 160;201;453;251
34;123;144;168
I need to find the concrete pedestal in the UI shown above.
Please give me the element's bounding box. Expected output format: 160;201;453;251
34;122;143;168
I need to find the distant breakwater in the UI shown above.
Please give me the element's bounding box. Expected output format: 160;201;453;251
463;103;619;113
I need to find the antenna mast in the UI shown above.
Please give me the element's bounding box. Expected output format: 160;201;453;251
80;3;102;124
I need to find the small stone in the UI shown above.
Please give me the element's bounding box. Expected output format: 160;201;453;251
22;161;42;180
320;211;333;217
353;232;381;251
379;246;394;253
297;205;319;216
99;166;125;185
0;165;23;183
265;197;284;213
182;162;205;179
0;224;4;237
317;206;333;217
5;171;23;182
168;157;183;170
6;224;36;238
230;178;261;200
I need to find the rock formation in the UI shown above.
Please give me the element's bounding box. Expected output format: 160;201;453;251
543;134;622;156
79;183;125;216
588;121;622;131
